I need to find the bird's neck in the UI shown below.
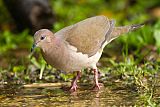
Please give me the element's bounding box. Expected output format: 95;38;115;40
41;37;66;60
41;37;68;68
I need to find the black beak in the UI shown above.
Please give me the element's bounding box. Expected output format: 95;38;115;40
31;44;36;52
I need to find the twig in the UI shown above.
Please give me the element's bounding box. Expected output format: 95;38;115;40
23;82;70;88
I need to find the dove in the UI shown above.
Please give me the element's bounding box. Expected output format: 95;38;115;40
31;15;144;91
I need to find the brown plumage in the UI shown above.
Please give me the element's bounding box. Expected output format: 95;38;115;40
55;16;115;57
32;15;144;91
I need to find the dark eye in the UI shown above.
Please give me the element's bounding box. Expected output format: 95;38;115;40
40;36;45;40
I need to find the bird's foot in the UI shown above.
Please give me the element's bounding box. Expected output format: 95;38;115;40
69;83;78;92
69;71;81;92
92;83;104;91
92;83;100;91
92;68;100;91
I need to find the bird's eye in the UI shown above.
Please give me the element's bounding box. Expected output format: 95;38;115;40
40;36;45;40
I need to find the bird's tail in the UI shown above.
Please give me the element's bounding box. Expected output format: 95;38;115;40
129;23;145;31
108;23;145;41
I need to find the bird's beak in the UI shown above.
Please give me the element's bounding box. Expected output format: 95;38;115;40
31;44;36;52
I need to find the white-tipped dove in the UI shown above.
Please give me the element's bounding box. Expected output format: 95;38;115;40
31;16;144;91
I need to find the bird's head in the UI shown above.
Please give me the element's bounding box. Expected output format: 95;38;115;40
31;29;54;52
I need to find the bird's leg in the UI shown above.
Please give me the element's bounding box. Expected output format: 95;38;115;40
70;71;81;91
92;68;100;90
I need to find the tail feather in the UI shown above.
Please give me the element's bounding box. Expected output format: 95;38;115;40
108;23;144;42
130;23;145;31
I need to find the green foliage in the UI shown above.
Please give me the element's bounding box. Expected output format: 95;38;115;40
13;65;25;73
118;24;155;50
154;20;160;47
0;30;32;54
0;0;160;106
52;0;107;31
60;73;74;82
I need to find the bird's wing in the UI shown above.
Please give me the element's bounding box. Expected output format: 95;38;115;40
55;16;115;57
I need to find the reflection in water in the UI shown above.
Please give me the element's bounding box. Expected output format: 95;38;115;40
91;91;100;107
0;81;159;106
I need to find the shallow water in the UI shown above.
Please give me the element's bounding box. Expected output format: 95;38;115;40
1;81;159;107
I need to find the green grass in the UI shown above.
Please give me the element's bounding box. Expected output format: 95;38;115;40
0;0;160;106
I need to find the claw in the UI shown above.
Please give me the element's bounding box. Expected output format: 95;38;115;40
69;71;81;92
70;83;78;92
92;69;100;91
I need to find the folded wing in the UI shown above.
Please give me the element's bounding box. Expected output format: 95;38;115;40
55;16;115;57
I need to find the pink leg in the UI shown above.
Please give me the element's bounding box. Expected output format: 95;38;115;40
70;71;81;92
92;69;100;90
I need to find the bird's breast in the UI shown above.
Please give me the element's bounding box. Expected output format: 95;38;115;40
41;42;103;72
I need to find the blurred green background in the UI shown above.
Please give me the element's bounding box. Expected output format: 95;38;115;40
0;0;160;84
